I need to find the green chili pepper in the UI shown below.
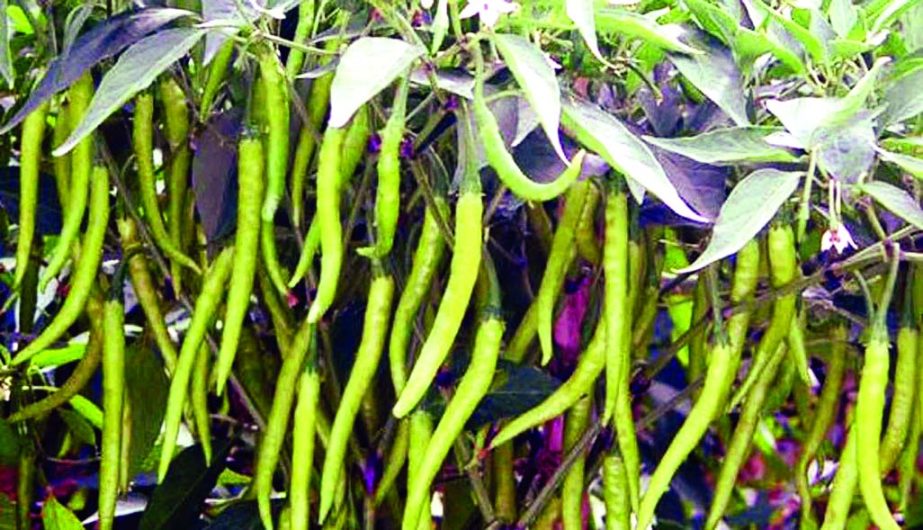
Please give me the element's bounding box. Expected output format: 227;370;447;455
13;165;110;366
215;135;266;395
158;247;235;481
537;181;590;365
319;271;395;522
41;73;94;289
13;102;49;290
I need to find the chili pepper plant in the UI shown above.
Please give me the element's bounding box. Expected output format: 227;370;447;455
1;0;923;529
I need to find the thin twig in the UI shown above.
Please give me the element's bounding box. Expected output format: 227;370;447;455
453;437;496;525
516;422;603;529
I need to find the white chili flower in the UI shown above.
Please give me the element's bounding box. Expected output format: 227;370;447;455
459;0;520;28
421;0;434;9
821;223;856;254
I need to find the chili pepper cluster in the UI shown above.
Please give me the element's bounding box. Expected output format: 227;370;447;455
3;2;923;530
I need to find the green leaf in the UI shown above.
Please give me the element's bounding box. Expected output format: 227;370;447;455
57;409;96;447
216;468;252;487
67;394;103;430
751;0;827;63
678;169;802;273
878;149;923;179
901;1;923;51
880;136;923;155
54;27;207;156
562;96;708;223
861;181;923;229
684;0;740;44
643;127;798;165
566;0;602;60
668;37;750;126
828;0;859;37
138;440;232;530
125;345;169;478
0;419;19;466
829;38;872;59
882;62;923;125
41;495;84;530
596;8;701;55
766;58;887;151
493;33;566;163
871;0;921;32
836;57;890;118
328;37;425;128
31;342;86;369
733;27;807;74
431;0;449;54
0;494;15;530
0;0;12;87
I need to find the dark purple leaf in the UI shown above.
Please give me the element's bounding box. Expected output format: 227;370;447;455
192;109;243;248
653;148;729;220
0;8;193;134
814;113;876;184
138;439;233;530
203;501;279;529
466;363;560;429
0;167;63;234
638;84;683;137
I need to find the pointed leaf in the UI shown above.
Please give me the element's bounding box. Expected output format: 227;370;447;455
0;0;12;87
202;0;260;63
124;345;169;478
493;33;566;163
828;0;859;36
882;62;923;125
668;37;750;126
410;67;474;99
765;97;842;148
0;494;15;530
54;27;207;156
679;169;802;273
0;419;18;466
597;8;702;55
193;108;243;246
328;37;424;128
764;55;887;150
431;0;450;54
467;363;561;428
57;409;96;447
61;4;95;56
138;440;232;530
562;96;709;222
861;181;923;229
733;26;807;74
0;8;193;133
67;394;103;430
684;0;740;44
813;113;877;183
643;127;798;165
871;0;920;31
42;495;84;530
203;501;270;529
567;0;603;60
751;0;827;63
878;149;923;179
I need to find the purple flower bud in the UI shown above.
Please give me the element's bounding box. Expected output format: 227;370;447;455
443;95;459;112
399;137;414;159
367;133;382;154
